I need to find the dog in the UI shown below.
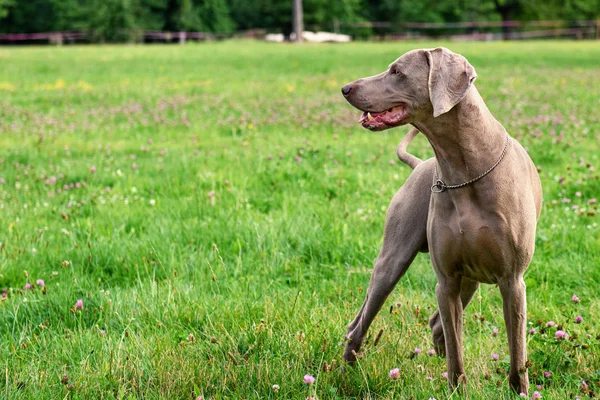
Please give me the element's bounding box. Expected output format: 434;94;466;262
341;47;542;394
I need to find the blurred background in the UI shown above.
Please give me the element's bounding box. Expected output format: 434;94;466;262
0;0;598;44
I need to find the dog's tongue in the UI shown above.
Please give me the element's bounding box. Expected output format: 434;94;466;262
358;106;408;131
358;110;385;123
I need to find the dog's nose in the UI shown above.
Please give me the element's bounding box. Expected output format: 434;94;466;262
341;84;352;96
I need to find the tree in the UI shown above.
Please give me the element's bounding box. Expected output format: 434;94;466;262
52;0;90;31
300;0;369;37
0;0;57;32
490;0;521;38
165;0;205;31
84;0;139;42
0;0;13;19
200;0;234;32
0;0;597;40
525;0;600;20
136;0;171;30
227;0;290;34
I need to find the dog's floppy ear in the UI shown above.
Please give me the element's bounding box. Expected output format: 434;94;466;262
426;47;477;118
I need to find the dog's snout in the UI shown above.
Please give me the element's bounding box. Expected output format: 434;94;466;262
341;84;352;97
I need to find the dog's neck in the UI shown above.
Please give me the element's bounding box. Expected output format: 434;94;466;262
413;86;507;184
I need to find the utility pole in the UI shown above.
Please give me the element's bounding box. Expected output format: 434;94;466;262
292;0;304;42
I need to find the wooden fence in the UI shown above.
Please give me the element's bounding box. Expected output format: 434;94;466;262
342;19;600;41
0;30;236;44
0;20;598;44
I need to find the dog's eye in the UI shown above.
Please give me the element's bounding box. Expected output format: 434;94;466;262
390;66;403;76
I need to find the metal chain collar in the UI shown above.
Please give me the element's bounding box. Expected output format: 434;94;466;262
431;133;510;193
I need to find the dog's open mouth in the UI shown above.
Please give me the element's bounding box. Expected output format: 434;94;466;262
358;105;409;131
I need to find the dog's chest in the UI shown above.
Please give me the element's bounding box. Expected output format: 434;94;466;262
428;210;521;283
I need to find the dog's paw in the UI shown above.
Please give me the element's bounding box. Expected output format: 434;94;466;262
429;312;447;357
342;347;358;364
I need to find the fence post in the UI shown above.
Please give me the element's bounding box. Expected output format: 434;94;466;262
292;0;303;42
51;33;63;46
179;31;186;44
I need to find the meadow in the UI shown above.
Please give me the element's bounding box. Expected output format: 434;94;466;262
0;40;599;399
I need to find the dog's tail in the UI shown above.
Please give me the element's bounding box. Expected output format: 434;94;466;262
396;127;422;170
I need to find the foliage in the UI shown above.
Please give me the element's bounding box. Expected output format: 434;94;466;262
227;0;292;34
0;0;12;19
0;0;597;40
0;40;599;398
0;0;58;32
85;0;139;42
200;0;234;32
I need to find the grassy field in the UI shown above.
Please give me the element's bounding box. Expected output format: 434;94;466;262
0;40;599;399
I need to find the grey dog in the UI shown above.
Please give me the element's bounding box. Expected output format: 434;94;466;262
341;47;542;394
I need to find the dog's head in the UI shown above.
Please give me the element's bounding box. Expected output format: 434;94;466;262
341;47;477;131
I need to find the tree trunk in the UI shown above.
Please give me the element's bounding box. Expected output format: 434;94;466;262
493;0;517;40
499;9;513;40
292;0;303;42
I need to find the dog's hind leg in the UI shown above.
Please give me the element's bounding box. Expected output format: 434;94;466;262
343;159;433;363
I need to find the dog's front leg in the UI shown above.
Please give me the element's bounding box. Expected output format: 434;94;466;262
499;276;529;394
429;277;480;357
435;276;466;389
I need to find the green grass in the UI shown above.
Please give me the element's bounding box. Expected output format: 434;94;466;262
0;40;599;399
